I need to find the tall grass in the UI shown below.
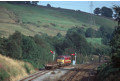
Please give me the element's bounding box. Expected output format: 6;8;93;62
0;54;35;81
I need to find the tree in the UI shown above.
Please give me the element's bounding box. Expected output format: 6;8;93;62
85;28;96;37
7;1;26;4
98;26;113;45
101;7;113;18
94;8;101;15
110;6;120;67
99;26;113;37
25;1;31;4
47;4;51;7
66;27;85;37
56;33;62;38
6;31;22;59
31;1;39;5
65;29;90;54
0;38;7;55
113;5;120;26
110;26;120;67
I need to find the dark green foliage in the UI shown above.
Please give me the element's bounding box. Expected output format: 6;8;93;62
49;33;64;55
67;32;90;54
31;1;39;5
6;40;22;59
85;28;96;37
0;38;6;55
47;4;51;7
101;7;113;18
95;30;102;38
7;1;26;4
97;6;120;81
113;5;120;26
99;26;113;45
7;1;39;5
7;1;32;5
94;44;111;55
22;35;54;68
24;63;31;74
66;27;85;37
0;31;54;68
99;26;113;37
22;36;36;59
97;64;120;81
94;6;113;18
0;69;9;81
6;31;22;59
94;8;101;15
65;27;90;55
110;26;120;67
56;33;62;38
25;1;31;4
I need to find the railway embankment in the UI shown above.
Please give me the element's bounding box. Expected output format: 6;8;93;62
0;54;35;81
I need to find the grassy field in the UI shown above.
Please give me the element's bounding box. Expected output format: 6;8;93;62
0;2;117;37
0;54;35;81
86;38;102;45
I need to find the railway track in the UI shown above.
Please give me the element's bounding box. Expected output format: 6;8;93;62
74;64;96;81
68;64;91;81
58;64;88;81
19;70;50;81
58;64;99;81
19;64;100;81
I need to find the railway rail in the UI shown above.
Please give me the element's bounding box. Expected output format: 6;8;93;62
19;70;50;81
58;64;99;81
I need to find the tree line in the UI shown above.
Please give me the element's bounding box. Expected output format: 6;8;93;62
0;26;112;68
6;1;39;5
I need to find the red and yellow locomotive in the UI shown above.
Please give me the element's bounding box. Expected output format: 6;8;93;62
44;55;71;69
57;55;71;66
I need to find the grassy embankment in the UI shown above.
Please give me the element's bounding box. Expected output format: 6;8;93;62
0;54;35;81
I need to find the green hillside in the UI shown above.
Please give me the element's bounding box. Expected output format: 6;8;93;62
0;2;117;37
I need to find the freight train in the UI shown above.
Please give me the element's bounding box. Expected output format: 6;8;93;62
44;55;71;70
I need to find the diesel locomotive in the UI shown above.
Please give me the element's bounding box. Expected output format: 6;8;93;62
44;55;71;69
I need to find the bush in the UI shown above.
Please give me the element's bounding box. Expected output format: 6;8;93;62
97;64;120;81
0;69;9;81
24;63;31;74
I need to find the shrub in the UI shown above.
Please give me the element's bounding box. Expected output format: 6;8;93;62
0;68;9;81
24;63;31;74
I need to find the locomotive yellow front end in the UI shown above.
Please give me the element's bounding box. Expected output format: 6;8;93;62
57;57;64;64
